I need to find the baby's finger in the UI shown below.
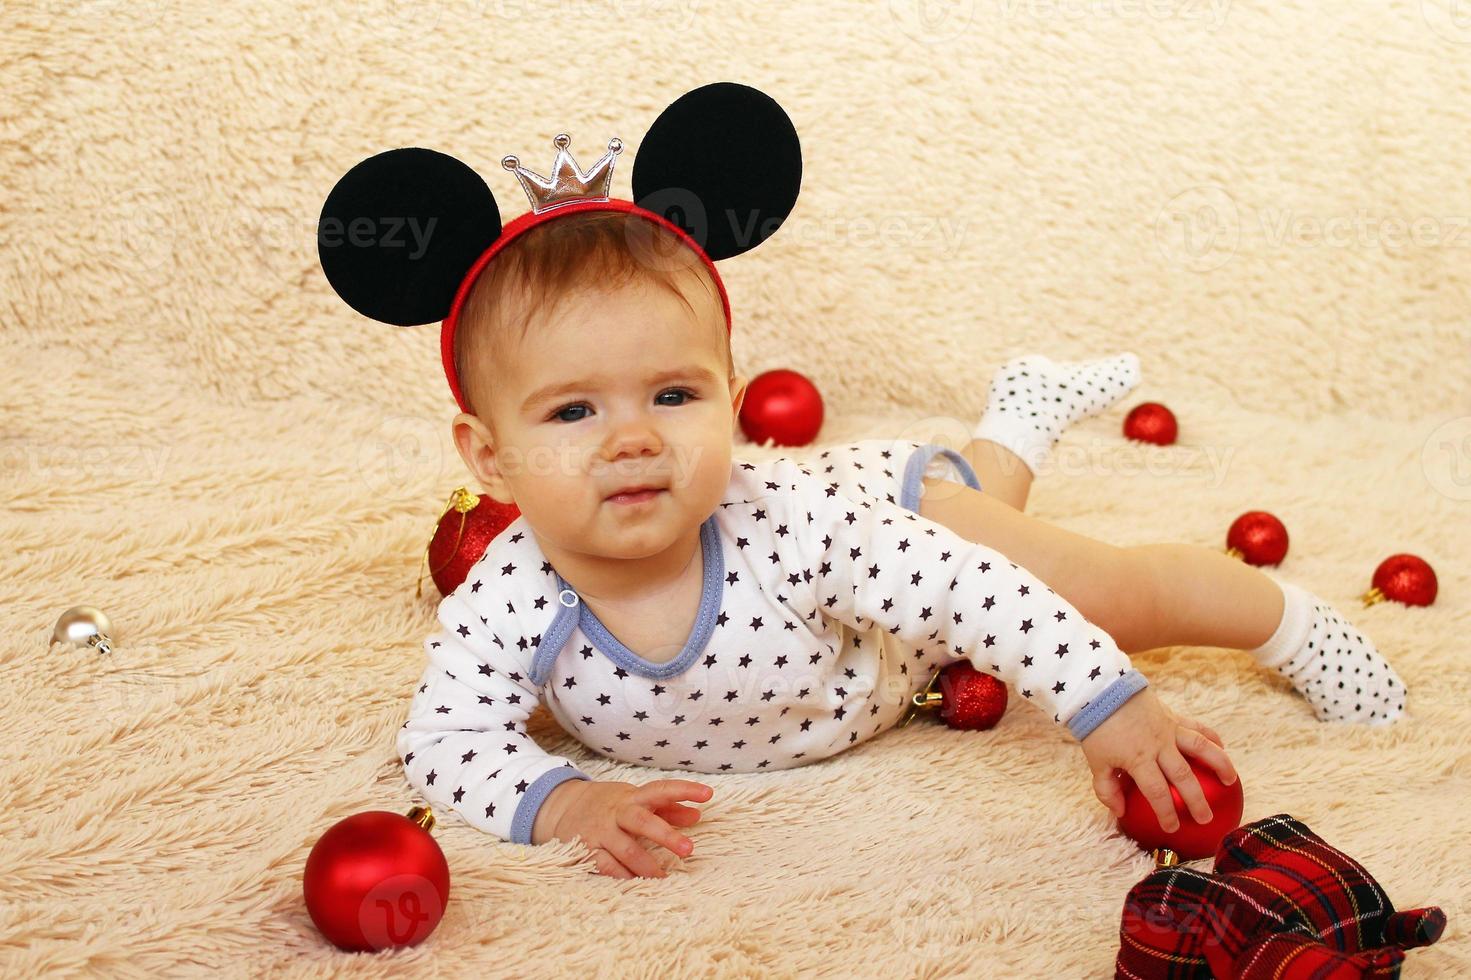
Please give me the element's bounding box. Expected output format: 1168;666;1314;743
619;804;694;860
590;846;634;879
1159;745;1213;826
653;803;704;827
1176;726;1238;787
635;780;714;804
1094;768;1127;820
1179;716;1226;749
605;829;668;879
1128;760;1182;834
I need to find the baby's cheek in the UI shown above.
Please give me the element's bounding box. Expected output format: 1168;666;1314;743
705;463;732;502
681;439;730;491
515;443;584;487
539;481;591;518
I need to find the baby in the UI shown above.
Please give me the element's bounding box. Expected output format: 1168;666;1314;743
397;209;1408;880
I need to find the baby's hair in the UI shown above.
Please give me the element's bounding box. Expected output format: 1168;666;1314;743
454;210;732;424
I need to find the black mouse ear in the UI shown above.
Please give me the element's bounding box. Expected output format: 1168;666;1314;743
317;148;502;327
632;82;801;261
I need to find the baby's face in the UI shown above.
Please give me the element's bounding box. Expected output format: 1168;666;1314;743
465;278;745;562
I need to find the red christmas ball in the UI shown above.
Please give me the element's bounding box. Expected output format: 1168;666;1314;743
419;487;520;598
1363;553;1438;608
303;807;450;952
1225;511;1289;567
1123;402;1178;446
739;369;824;447
1116;756;1244;861
901;661;1008;730
936;662;1008;729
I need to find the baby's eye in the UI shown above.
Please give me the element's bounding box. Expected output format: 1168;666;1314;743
548;388;698;423
656;387;697;406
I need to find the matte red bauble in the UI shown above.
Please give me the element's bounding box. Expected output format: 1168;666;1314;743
739;369;824;447
1116;756;1245;861
303;806;450;952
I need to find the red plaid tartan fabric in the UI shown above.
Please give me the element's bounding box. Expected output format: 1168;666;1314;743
1116;813;1446;979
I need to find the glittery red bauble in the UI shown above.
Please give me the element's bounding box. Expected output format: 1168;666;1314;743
739;369;824;447
1123;402;1178;446
1225;511;1289;567
902;661;1008;731
420;488;520;598
1116;756;1245;861
1363;553;1438;608
303;808;450;952
936;661;1008;729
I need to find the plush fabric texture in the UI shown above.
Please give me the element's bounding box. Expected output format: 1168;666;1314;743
4;0;1470;974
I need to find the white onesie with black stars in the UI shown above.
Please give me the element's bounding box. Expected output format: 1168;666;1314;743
397;438;1150;844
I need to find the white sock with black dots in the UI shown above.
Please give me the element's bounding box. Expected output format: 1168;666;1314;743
971;351;1142;476
1248;577;1407;726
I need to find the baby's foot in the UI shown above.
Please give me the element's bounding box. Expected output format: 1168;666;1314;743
971;351;1141;475
1248;578;1407;726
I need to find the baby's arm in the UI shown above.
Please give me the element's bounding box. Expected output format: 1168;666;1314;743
772;458;1234;830
398;576;713;876
775;457;1142;732
397;587;591;844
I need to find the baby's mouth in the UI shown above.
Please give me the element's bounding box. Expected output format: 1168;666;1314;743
606;488;665;505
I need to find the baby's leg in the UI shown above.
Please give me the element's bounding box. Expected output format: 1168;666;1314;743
958;438;1034;512
918;477;1407;725
919;474;1221;653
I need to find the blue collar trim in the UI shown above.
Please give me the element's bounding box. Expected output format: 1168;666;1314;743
531;514;723;683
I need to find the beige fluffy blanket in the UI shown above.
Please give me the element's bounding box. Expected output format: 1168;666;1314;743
4;0;1468;974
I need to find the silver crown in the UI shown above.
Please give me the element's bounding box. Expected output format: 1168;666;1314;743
501;133;623;214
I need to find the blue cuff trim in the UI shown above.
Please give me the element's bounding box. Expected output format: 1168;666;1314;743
1066;669;1149;741
510;765;592;844
900;443;984;513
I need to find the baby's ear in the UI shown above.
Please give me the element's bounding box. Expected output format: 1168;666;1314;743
729;374;749;417
451;413;514;505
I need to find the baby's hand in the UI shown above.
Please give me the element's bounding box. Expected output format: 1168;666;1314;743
539;778;713;879
1080;685;1237;832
